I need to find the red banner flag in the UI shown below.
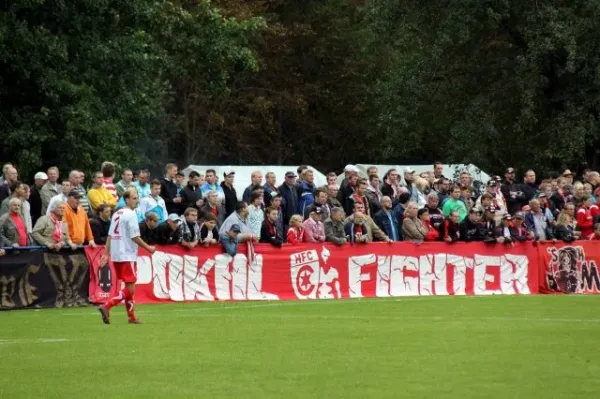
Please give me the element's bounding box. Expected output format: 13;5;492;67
85;241;563;304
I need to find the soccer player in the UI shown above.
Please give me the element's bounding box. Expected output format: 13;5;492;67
98;190;156;324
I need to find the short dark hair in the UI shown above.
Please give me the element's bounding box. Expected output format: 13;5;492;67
138;169;149;176
369;174;379;182
123;190;137;200
251;184;262;192
204;213;217;222
315;188;327;198
97;204;111;214
150;179;161;187
188;171;200;179
399;192;411;204
250;191;262;203
176;171;184;177
450;184;461;192
205;169;216;176
297;165;308;174
266;206;278;215
94;171;103;179
236;201;248;212
417;208;429;218
10;180;22;192
101;162;115;178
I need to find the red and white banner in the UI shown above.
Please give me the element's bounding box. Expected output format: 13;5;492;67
537;242;600;294
86;242;555;304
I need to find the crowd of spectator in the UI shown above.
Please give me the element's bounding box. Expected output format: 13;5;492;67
1;160;599;258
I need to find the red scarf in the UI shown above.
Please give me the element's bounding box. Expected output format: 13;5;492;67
49;213;63;242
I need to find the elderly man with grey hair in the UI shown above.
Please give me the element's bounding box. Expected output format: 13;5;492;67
32;200;74;250
0;198;30;247
200;190;226;228
325;207;347;245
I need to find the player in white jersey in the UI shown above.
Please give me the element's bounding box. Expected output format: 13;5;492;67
98;190;155;324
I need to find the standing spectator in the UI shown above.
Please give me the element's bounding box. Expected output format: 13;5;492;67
338;172;358;213
139;212;159;245
562;169;574;185
554;205;580;242
0;166;18;203
403;167;419;203
70;170;90;215
420;208;440;241
494;215;515;245
279;172;299;228
344;212;370;244
348;179;372;218
459;172;479;199
522;170;538;200
175;172;185;196
432;178;450;206
88;171;117;213
155;214;183;245
247;192;264;239
221;169;237;217
29;172;48;227
32;201;75;250
63;191;96;247
41;166;61;215
550;179;572;213
180;171;203;212
133;169;151;199
219;202;256;242
180;208;200;250
381;169;404;202
501;167;528;215
459;208;485;242
476;180;506;222
511;212;533;241
160;163;182;215
242;171;263;203
199;214;220;246
46;180;72;216
326;185;343;209
588;223;600;240
297;169;316;216
20;184;33;233
116;169;134;198
571;182;585;208
402;202;428;242
303;208;325;243
90;204;112;245
101;162;118;200
305;188;331;221
260;207;284;247
200;191;226;228
392;192;412;238
287;215;306;245
0;198;29;247
424;193;444;231
442;185;468;222
263;172;279;208
576;194;595;238
0;181;25;216
414;177;428;209
326;172;338;187
339;165;359;193
220;224;241;257
524;199;555;241
325;207;347;245
0;163;13;187
139;179;168;223
200;169;225;202
367;175;383;203
374;196;400;241
433;162;445;179
269;194;285;239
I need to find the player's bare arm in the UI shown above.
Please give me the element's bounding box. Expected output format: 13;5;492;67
132;236;156;254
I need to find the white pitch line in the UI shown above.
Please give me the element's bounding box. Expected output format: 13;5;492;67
0;338;70;345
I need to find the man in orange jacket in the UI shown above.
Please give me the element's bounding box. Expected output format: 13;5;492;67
64;190;97;247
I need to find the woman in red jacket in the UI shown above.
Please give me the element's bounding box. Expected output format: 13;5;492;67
418;208;440;241
287;214;305;244
576;195;594;238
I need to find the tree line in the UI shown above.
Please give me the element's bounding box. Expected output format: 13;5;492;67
2;0;600;179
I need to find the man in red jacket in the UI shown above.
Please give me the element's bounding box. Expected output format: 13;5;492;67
576;194;594;238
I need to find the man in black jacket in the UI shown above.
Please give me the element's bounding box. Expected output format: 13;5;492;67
501;167;528;215
160;163;182;215
278;171;299;227
29;172;48;226
259;207;283;247
139;212;159;245
89;204;112;245
221;169;237;218
155;214;182;245
180;171;203;212
459;208;485;242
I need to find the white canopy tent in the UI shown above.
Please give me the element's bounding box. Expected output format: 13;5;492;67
336;164;491;185
181;165;327;201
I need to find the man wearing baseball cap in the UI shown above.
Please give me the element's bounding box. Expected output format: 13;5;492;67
278;171;299;228
221;168;237;217
29;172;48;226
63;190;96;247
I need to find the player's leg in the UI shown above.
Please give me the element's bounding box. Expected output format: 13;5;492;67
98;262;127;324
122;261;141;324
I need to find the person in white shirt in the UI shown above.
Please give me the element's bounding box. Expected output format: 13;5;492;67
138;180;168;223
98;190;156;325
46;180;72;216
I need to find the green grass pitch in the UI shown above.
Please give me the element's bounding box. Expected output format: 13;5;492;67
0;296;599;398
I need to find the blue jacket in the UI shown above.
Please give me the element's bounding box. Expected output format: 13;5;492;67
344;222;369;244
524;211;555;240
297;181;315;216
374;210;400;241
278;183;299;225
220;233;239;257
391;203;408;241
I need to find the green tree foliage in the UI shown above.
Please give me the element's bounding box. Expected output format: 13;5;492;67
366;0;600;175
0;0;261;177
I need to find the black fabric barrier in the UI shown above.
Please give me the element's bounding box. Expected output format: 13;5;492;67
0;250;89;310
